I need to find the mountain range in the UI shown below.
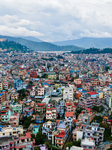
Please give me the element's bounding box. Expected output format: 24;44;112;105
53;37;112;49
0;35;112;51
0;35;83;51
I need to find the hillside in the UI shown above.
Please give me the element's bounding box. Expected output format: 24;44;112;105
0;40;30;53
71;48;112;54
0;35;83;51
53;37;112;49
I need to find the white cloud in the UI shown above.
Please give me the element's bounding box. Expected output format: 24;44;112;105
0;0;112;41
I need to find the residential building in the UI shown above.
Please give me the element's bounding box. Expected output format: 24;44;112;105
48;74;57;80
72;125;85;141
3;81;9;90
52;121;70;149
42;121;57;140
106;94;112;108
63;87;73;101
10;104;23;114
33;125;39;134
0;82;3;90
46;106;57;120
30;70;37;78
65;112;76;131
79;96;101;109
36;88;45;96
14;132;35;150
81;138;95;150
84;123;105;144
1;107;11;123
9;113;19;126
56;100;65;117
35;103;46;114
0;125;23;137
0;137;14;150
0;92;5;104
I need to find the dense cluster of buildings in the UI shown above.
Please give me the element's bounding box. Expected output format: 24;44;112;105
0;48;112;150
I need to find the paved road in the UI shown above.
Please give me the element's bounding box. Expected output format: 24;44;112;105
62;131;73;150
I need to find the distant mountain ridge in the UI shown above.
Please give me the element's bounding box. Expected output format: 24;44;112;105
0;40;29;53
53;37;112;49
0;35;83;51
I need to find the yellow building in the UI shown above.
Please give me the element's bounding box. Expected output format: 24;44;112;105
48;74;57;80
97;91;103;98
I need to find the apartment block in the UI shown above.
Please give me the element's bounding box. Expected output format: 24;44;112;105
63;87;73;101
0;126;23;137
52;121;70;149
1;108;11;124
84;123;105;144
42;121;57;140
79;97;101;109
46;106;57;120
10;104;23;114
35;103;46;114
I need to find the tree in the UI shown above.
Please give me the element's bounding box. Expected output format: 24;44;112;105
105;66;110;72
44;142;58;150
72;139;81;147
35;131;46;145
93;116;103;123
66;142;73;149
92;105;99;112
20;116;33;128
34;147;41;150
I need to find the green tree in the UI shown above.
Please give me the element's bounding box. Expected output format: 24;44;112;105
92;105;99;112
34;147;41;150
105;66;110;72
35;131;46;145
66;142;73;149
72;139;81;147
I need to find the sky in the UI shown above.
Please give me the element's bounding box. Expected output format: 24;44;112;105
0;0;112;42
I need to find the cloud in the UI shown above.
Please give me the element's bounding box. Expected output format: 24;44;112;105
0;0;112;41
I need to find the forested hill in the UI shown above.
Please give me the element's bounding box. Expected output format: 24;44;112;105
0;40;30;53
71;48;112;54
0;35;83;51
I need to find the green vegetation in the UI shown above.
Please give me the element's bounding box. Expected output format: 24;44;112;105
34;147;41;150
42;74;48;78
104;128;112;141
0;40;29;52
44;142;58;150
20;116;34;128
92;116;103;123
71;47;112;54
31;131;46;145
66;139;81;148
76;108;83;119
17;89;28;100
105;66;110;72
92;105;104;112
0;35;83;52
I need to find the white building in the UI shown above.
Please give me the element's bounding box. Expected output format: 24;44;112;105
63;87;73;101
106;95;112;108
81;138;95;150
70;146;83;150
0;126;23;137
